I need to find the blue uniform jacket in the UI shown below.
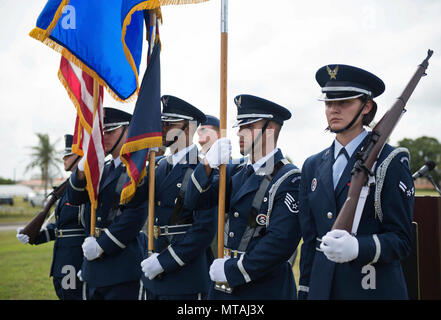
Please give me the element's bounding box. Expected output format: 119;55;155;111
34;189;86;279
299;134;414;299
185;149;302;299
66;162;148;288
140;151;217;296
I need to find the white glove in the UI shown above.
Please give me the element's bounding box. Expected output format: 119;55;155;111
77;270;83;282
209;257;229;282
16;228;29;244
205;138;232;169
78;157;86;171
320;229;359;263
141;253;164;280
82;236;104;261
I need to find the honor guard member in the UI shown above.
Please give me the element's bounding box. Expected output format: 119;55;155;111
140;95;217;300
67;108;148;300
184;94;302;299
198;115;220;156
16;134;87;300
298;65;414;299
197;115;221;258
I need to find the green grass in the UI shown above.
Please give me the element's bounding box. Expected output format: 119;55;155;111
415;189;440;197
0;230;57;300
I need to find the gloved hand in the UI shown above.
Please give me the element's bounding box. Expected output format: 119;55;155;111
320;229;359;263
77;270;83;282
141;253;164;280
82;236;104;261
16;228;29;244
209;257;229;282
205;138;232;169
78;156;86;171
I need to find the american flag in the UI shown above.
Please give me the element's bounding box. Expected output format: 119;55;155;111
58;56;105;212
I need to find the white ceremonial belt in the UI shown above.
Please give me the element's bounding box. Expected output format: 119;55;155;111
223;247;245;258
153;224;193;239
55;228;86;238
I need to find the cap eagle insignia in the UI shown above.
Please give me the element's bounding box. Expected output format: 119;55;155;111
326;65;339;80
235;96;242;108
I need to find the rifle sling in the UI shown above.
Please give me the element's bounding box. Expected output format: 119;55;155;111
169;167;195;226
236;159;287;252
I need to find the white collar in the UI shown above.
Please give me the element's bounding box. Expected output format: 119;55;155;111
112;156;122;168
172;144;197;167
334;129;368;159
247;148;279;172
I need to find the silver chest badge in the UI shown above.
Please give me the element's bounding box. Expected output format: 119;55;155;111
311;178;317;192
256;214;267;226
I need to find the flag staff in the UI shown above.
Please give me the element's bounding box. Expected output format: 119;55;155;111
147;11;157;257
215;0;231;293
90;78;100;237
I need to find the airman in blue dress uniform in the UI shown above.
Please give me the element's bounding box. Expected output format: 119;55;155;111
184;94;302;300
298;65;415;299
197;114;221;258
66;108;148;300
139;95;217;300
16;134;87;300
198;115;220;156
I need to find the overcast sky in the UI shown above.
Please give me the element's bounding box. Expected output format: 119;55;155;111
0;0;440;181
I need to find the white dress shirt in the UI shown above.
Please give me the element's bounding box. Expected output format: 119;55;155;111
332;130;369;188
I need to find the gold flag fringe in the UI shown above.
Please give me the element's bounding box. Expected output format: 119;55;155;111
57;68;93;134
30;27;138;103
84;160;99;211
41;0;71;40
119;135;162;204
120;136;163;155
159;0;209;4
119;166;147;205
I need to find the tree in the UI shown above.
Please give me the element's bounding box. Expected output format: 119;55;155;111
0;177;15;184
25;133;62;197
397;136;441;186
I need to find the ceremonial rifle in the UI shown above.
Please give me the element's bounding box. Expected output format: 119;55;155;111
20;156;80;244
332;50;434;233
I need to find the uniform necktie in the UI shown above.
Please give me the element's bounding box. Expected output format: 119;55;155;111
333;147;349;189
242;164;254;184
107;160;115;178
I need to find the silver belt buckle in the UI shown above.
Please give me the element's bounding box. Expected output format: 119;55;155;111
94;227;102;238
215;247;235;294
215;282;233;294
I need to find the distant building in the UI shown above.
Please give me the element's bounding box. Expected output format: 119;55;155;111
17;177;66;192
0;185;34;197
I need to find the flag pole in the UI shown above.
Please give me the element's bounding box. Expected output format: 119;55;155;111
147;11;157;257
215;0;231;293
90;78;100;236
147;149;156;256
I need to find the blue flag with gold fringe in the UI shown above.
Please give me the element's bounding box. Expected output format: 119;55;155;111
120;43;162;204
30;0;162;102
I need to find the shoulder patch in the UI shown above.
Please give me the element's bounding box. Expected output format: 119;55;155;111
284;193;299;213
399;180;415;198
291;175;301;184
400;156;410;169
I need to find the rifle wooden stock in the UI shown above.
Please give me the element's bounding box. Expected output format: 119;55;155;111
20;179;68;244
332;50;433;232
